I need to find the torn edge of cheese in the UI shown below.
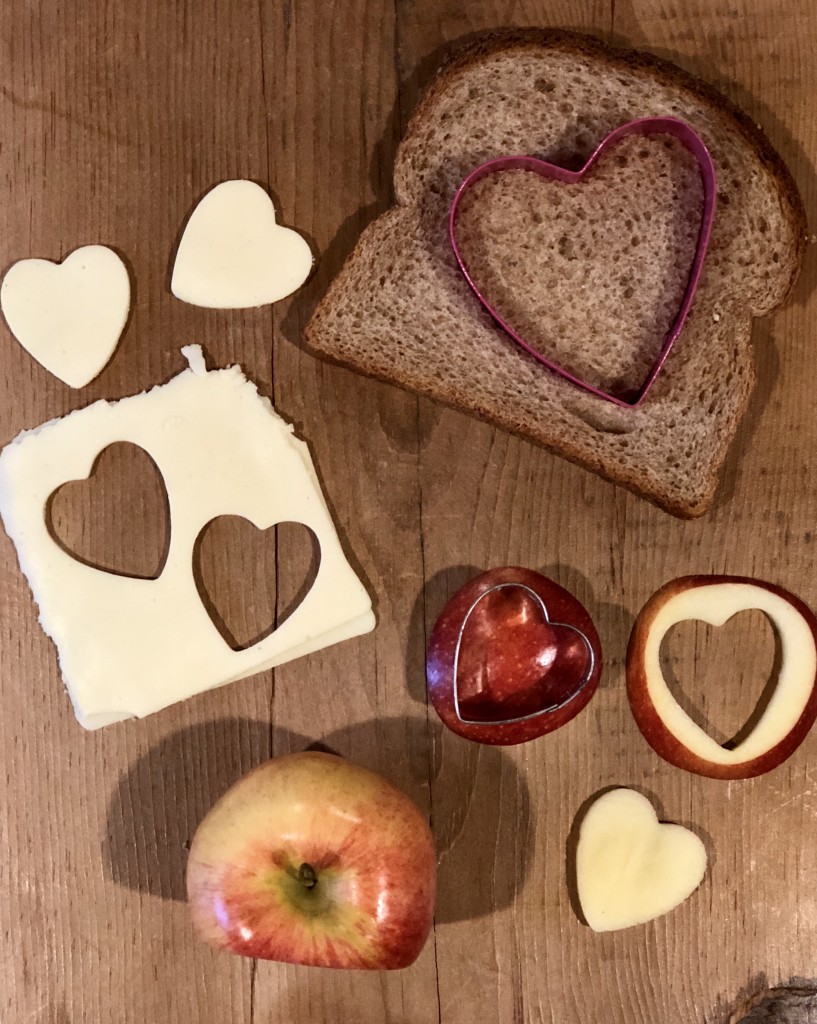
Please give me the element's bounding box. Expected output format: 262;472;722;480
181;343;208;375
0;347;376;728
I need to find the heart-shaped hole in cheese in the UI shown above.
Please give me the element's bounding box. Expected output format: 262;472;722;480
194;518;320;651
47;442;170;580
627;576;817;779
576;788;707;932
660;610;780;748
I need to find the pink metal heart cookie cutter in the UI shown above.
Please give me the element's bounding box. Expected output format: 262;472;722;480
448;117;717;408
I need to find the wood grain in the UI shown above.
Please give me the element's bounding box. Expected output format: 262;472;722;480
0;0;815;1022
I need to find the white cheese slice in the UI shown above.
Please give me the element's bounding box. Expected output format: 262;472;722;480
0;347;375;728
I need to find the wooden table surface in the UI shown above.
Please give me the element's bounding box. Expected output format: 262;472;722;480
1;1;815;1021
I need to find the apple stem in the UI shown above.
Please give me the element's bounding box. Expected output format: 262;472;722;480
298;863;317;890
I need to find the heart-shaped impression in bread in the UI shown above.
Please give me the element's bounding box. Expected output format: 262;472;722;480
171;180;313;309
576;788;707;932
1;245;130;388
449;120;714;407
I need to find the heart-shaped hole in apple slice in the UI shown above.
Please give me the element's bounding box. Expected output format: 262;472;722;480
194;518;320;651
47;442;170;579
660;610;780;748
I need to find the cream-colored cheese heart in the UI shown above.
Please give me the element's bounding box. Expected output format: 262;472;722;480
576;788;707;932
1;245;130;388
171;180;313;308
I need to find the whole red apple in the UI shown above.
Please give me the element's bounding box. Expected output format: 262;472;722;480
427;567;602;744
186;751;436;970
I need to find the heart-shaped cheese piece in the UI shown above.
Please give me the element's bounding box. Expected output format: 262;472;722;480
171;180;313;308
1;245;130;388
576;788;707;932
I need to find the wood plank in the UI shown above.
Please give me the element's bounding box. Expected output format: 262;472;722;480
249;0;438;1020
0;2;277;1022
0;0;816;1021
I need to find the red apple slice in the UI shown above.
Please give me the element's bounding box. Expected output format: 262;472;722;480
627;575;817;779
186;751;436;969
426;567;602;745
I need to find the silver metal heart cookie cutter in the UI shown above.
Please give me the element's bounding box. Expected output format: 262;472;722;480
452;582;596;726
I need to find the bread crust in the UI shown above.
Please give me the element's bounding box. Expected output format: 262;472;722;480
410;29;806;292
306;30;807;517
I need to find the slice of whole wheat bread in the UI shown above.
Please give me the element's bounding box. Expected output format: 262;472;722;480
305;30;807;518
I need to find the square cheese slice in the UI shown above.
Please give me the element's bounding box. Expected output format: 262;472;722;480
0;346;375;728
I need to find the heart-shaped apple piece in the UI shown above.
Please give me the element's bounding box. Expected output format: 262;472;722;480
171;180;313;308
454;584;593;723
576;788;707;932
627;576;817;778
426;567;602;745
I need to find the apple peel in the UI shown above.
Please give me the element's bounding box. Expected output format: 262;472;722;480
452;582;596;726
576;788;707;932
627;575;817;779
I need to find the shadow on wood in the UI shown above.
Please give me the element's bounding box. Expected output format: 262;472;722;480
405;562;481;706
102;712;530;925
102;718;299;902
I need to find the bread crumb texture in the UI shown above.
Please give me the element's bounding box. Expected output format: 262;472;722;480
307;31;805;517
455;136;703;397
